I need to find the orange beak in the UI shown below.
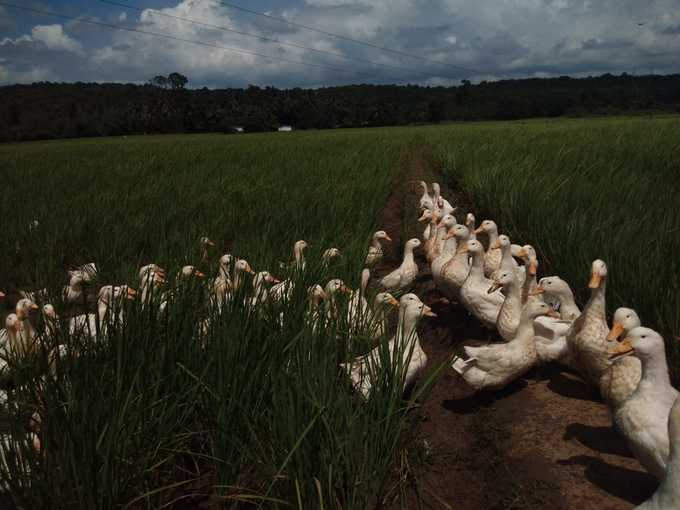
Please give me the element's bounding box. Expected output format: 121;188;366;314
606;322;625;342
340;285;352;294
423;305;437;318
528;260;538;276
529;285;545;296
545;309;561;319
474;226;484;234
588;273;602;289
443;229;455;240
492;239;502;249
418;211;430;222
126;288;138;300
487;282;502;294
30;303;39;310
609;338;634;358
388;296;399;308
384;234;393;242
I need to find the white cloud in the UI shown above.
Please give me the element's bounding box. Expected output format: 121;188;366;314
3;0;680;87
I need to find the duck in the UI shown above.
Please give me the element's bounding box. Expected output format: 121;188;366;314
366;292;399;339
429;214;457;268
139;268;167;304
438;224;471;299
365;231;392;266
379;238;421;292
459;240;505;329
419;210;434;241
305;284;327;329
488;269;523;342
431;183;455;216
515;244;539;303
452;300;559;391
465;213;477;241
610;327;679;479
292;240;308;271
347;268;371;326
41;304;60;340
139;263;166;282
418;181;434;211
324;279;351;323
422;209;443;258
62;269;95;306
322;248;341;266
635;395;680;509
212;254;234;306
342;293;435;399
221;259;255;303
494;234;523;284
13;298;39;355
565;259;611;387
600;307;643;410
69;285;137;341
199;236;215;264
532;276;581;321
249;271;280;308
475;220;501;277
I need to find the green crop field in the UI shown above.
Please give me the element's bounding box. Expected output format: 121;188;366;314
0;116;679;509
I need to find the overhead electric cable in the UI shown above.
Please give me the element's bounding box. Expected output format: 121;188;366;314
213;0;481;75
100;0;465;80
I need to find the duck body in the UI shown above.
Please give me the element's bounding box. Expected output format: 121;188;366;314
635;395;680;509
454;301;558;391
342;294;433;399
438;225;471;299
380;239;421;292
365;231;391;267
459;240;504;329
613;327;678;479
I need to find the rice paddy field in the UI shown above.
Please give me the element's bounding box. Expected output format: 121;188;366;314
0;116;679;509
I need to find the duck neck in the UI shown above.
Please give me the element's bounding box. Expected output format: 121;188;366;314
500;244;514;269
371;236;383;250
401;244;415;268
557;291;580;320
469;250;485;280
397;309;418;341
516;311;537;342
501;278;522;316
487;228;498;250
233;268;245;290
420;181;429;197
294;245;305;270
639;350;673;393
583;279;607;325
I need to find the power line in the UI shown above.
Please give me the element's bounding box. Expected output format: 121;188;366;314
100;0;463;81
213;0;481;75
0;1;380;81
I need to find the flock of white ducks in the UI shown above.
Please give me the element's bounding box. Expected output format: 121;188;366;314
0;179;677;508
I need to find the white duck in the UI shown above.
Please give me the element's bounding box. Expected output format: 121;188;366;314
422;210;442;258
380;238;421;292
419;210;434;241
459;240;504;329
418;181;434;211
474;220;501;277
292;240;308;271
342;293;434;399
14;298;39;355
140;268;167;304
438;225;471;299
431;220;459;285
428;214;456;265
611;327;679;480
515;244;539;304
601;307;643;410
199;236;215;264
635;395;680;509
69;285;137;340
139;263;166;282
62;270;94;305
365;231;392;266
493;234;523;284
249;271;280;308
431;183;455;216
465;213;477;241
533;276;581;321
452;300;559;391
322;248;341;266
488;269;523;342
347;269;371;326
324;279;351;323
566;259;611;387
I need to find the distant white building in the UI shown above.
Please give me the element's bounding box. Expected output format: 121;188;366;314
278;125;293;132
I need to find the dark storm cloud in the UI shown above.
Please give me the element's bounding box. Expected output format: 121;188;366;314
1;0;680;87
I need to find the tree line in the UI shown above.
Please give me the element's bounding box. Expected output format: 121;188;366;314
1;72;679;142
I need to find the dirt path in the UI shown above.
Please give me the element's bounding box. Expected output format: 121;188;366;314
376;149;657;510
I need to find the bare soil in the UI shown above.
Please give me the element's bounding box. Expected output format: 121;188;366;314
375;149;657;510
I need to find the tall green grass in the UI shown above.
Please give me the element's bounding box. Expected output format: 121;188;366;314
431;117;680;375
0;130;441;508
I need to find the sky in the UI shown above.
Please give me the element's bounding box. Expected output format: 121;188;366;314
1;0;680;89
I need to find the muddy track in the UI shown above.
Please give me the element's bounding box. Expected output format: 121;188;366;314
376;149;657;510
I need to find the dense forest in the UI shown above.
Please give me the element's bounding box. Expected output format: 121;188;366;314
1;73;679;142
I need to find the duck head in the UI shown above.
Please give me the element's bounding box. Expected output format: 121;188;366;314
418;210;433;223
180;265;206;280
589;259;608;289
16;298;39;320
404;238;422;252
465;213;476;231
399;293;437;319
533;276;572;298
325;279;351;297
438;214;457;231
475;220;498;236
234;259;255;276
607;308;641;342
373;230;392;242
522;300;560;321
322;248;341;262
374;292;399;310
609;326;664;362
444;224;470;242
488;269;516;294
516;244;538;276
